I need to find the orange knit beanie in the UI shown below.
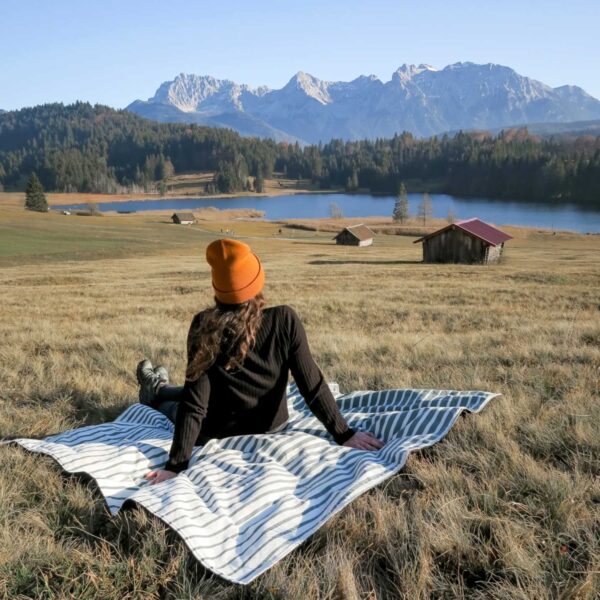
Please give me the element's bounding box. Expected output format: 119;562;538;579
206;238;265;304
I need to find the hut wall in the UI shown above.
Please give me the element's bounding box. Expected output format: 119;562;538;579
358;238;373;247
335;231;360;246
423;228;489;263
484;244;502;263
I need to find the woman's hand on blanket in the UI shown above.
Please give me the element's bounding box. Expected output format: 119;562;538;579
144;469;177;485
343;431;386;451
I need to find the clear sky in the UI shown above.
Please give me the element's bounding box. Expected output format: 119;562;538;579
2;0;599;111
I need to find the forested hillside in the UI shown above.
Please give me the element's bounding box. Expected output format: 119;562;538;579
1;102;599;205
0;103;278;194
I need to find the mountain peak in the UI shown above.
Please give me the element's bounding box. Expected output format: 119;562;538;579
350;74;382;85
444;61;507;72
393;63;438;82
151;73;228;111
285;71;332;104
288;71;322;85
146;73;270;113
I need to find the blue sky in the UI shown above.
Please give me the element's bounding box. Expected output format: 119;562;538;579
2;0;599;110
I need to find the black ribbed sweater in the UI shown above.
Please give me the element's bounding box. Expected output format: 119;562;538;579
164;305;355;473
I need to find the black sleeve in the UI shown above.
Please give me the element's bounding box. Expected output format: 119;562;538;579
164;373;210;473
164;312;209;473
285;307;355;444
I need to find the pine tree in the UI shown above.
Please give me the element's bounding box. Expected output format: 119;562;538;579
345;170;359;191
417;192;433;225
25;173;48;212
393;182;409;223
255;173;265;193
158;157;175;180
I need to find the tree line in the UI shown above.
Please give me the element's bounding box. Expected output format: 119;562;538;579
1;102;599;206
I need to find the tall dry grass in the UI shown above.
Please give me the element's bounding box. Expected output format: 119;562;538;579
0;207;598;599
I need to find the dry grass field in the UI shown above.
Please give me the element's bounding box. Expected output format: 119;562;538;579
0;204;598;599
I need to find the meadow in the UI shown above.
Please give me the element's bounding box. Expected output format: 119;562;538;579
0;173;325;209
0;205;598;599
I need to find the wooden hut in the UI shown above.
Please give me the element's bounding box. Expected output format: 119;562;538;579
171;212;196;225
333;224;374;247
413;218;512;264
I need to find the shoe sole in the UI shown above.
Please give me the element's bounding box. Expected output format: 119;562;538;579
136;359;152;386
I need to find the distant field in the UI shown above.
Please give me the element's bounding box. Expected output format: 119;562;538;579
0;172;330;208
0;208;598;598
0;206;321;266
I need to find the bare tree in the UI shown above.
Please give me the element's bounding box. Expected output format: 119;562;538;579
329;202;343;219
417;193;432;226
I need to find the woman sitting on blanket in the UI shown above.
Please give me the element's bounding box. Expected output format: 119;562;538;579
138;238;385;485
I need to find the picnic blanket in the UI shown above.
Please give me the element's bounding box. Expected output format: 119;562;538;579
3;384;498;584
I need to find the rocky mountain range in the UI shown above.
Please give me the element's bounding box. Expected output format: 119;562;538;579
126;62;600;144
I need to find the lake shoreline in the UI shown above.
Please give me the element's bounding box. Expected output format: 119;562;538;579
0;201;594;238
3;189;599;233
46;191;600;234
0;186;342;208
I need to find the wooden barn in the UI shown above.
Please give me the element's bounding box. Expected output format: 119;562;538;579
413;218;512;264
171;212;196;225
333;224;374;247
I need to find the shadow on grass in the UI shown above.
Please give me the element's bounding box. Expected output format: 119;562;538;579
120;500;223;583
309;259;423;265
0;395;134;441
71;398;134;426
288;240;335;247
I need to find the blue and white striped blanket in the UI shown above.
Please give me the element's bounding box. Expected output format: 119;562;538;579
5;384;498;584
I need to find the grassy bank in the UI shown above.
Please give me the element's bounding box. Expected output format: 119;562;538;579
0;173;337;208
0;209;598;598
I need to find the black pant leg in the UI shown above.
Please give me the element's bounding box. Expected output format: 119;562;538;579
155;385;185;422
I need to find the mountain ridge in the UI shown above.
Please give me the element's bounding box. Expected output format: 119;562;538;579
126;62;600;143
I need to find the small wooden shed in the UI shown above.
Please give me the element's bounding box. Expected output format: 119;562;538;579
333;224;374;247
413;218;512;264
171;212;196;225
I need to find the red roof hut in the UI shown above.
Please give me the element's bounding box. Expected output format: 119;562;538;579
413;218;512;263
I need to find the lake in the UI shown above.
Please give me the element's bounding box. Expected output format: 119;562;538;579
55;193;600;233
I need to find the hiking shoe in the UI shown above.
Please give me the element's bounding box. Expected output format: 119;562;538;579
154;365;169;386
136;359;168;407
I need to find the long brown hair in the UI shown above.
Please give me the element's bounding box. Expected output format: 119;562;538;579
185;292;265;381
